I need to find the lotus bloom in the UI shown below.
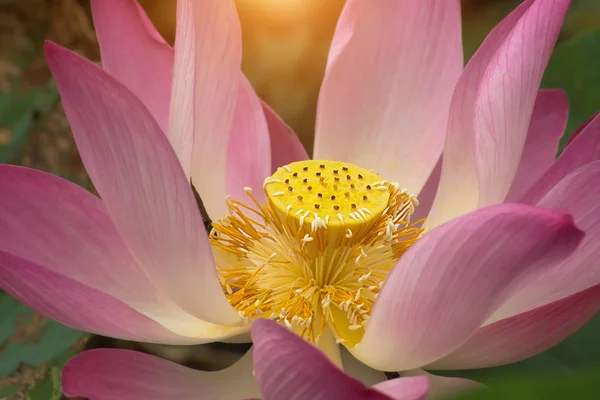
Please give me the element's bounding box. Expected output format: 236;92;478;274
62;319;432;400
1;0;600;398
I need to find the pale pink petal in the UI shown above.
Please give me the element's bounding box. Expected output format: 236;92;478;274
428;284;600;370
45;42;239;325
0;252;195;343
519;112;600;205
370;377;429;400
314;0;462;195
62;348;260;400
188;0;244;219
475;0;570;207
0;164;240;339
90;0;173;134
226;76;271;204
428;0;531;226
262;100;308;172
505;89;569;202
170;1;271;209
252;319;411;400
490;161;600;321
168;0;195;177
389;370;484;400
351;204;583;371
428;0;570;227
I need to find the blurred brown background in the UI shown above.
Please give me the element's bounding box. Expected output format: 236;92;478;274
1;0;597;181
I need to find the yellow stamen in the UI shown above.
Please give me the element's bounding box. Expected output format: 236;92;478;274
211;160;424;346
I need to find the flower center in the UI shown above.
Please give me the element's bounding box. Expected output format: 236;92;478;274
210;160;423;346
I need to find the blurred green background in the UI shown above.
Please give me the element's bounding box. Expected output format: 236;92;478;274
1;0;600;399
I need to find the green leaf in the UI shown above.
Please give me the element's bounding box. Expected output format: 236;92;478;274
452;371;600;399
0;293;82;399
542;29;600;148
0;80;58;164
24;367;63;400
0;293;85;378
0;384;19;398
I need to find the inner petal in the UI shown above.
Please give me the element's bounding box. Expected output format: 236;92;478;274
210;160;424;347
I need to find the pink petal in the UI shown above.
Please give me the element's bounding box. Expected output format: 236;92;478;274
351;204;583;371
0;252;194;343
169;1;271;213
505;89;569;202
167;0;195;177
428;284;600;370
90;0;173;134
314;0;462;195
0;164;229;339
490;161;600;321
188;0;244;219
45;42;239;325
226;76;271;203
252;319;410;400
428;0;570;227
519;112;600;205
62;348;260;400
262;100;308;172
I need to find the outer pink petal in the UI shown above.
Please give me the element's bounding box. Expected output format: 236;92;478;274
428;0;570;227
351;204;583;371
226;76;271;204
490;161;600;321
0;252;194;343
428;284;600;370
62;348;260;400
90;0;173;134
314;0;462;195
505;89;569;202
0;165;220;338
252;319;420;400
188;0;244;219
519;112;600;205
262;100;308;172
45;42;239;325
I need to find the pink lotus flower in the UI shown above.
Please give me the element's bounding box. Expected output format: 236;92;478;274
62;319;433;400
1;0;600;398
